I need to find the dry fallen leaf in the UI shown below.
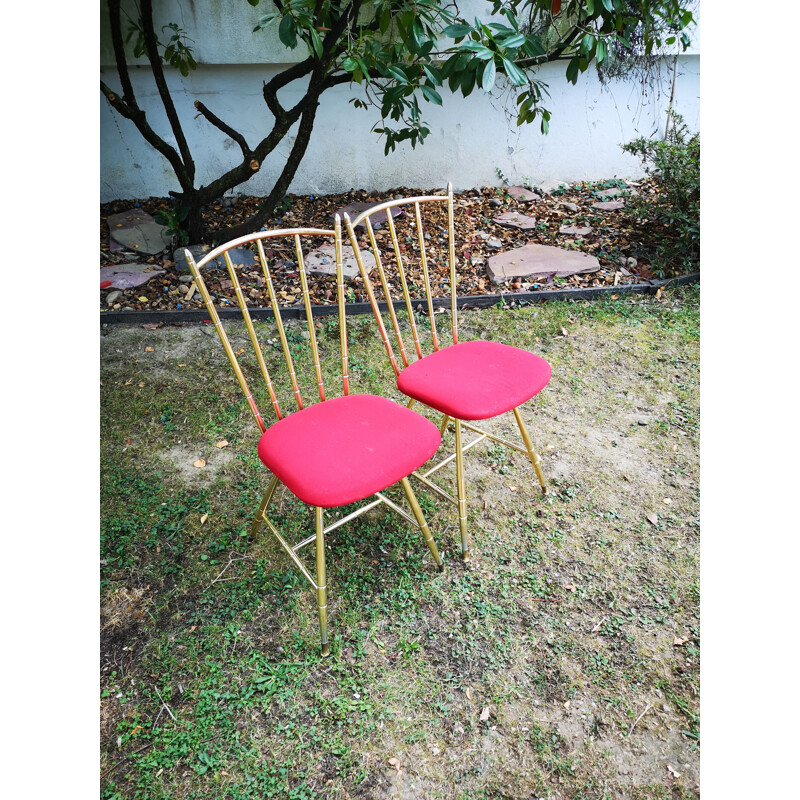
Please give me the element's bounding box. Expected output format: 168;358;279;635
138;296;149;303
565;584;576;592
480;707;491;722
673;635;690;646
662;498;672;505
655;287;664;300
215;440;229;449
387;757;401;774
666;764;681;779
193;459;206;469
646;512;659;526
145;346;154;353
200;513;209;525
465;687;473;701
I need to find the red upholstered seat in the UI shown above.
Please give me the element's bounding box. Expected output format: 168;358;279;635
397;340;551;421
257;394;441;508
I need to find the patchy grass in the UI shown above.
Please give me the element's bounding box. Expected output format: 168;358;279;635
101;285;699;799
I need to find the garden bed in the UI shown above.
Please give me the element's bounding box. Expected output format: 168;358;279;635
101;179;696;320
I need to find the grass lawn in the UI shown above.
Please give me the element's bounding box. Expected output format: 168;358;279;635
100;285;699;799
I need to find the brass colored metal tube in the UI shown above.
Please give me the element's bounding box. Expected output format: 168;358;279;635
250;474;280;538
447;183;458;346
334;216;350;395
415;202;439;351
401;477;444;571
386;210;423;360
344;214;401;378
297;235;326;402
454;420;470;560
224;251;283;421
315;507;329;656
366;216;408;367
513;407;547;493
257;239;304;411
186;252;266;434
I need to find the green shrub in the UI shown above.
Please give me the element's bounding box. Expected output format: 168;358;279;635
622;112;699;277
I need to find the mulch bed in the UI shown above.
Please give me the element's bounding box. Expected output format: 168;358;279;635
100;180;681;314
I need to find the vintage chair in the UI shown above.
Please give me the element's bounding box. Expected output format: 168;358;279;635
184;217;444;656
343;186;551;561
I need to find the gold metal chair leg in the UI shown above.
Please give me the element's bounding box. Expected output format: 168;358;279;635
315;507;330;657
439;414;451;436
454;420;470;560
400;477;444;572
250;474;280;537
513;407;547;494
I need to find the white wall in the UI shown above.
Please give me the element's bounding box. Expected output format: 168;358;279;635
100;1;700;201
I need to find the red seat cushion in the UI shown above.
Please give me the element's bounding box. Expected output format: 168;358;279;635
397;340;551;421
257;394;440;508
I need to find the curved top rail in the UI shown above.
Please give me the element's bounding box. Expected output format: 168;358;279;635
190;223;338;272
344;194;448;229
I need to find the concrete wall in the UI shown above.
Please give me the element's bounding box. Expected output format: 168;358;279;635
100;1;700;201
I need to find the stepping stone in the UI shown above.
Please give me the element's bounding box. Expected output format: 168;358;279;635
304;243;374;281
100;263;165;290
535;179;570;194
107;209;171;254
487;243;600;284
494;211;538;230
592;200;625;211
595;187;638;199
173;245;257;273
334;202;404;231
559;224;593;236
506;186;540;202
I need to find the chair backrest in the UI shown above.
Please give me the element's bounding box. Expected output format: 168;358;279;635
344;185;458;378
184;218;349;434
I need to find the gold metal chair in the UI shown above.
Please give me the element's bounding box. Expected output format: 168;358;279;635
184;217;444;656
344;187;551;561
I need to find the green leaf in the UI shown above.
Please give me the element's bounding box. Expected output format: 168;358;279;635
502;33;526;49
386;64;408;83
420;84;443;105
423;65;441;86
502;57;526;86
460;68;476;97
278;14;297;49
309;27;323;58
342;56;358;72
566;56;580;84
443;24;473;39
586;0;595;14
481;59;496;93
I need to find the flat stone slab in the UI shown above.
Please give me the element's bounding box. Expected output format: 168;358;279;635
487;243;601;284
304;243;374;281
592;200;625;211
595;187;638;199
559;224;593;236
506;186;540;202
494;211;538;230
108;209;171;254
173;245;257;273
535;179;570;194
334;202;403;231
100;263;165;290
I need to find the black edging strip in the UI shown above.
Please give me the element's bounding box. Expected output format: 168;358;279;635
99;272;699;326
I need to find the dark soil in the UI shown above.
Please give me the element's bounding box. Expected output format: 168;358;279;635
100;180;678;314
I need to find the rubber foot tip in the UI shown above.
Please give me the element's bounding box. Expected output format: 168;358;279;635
321;644;330;657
